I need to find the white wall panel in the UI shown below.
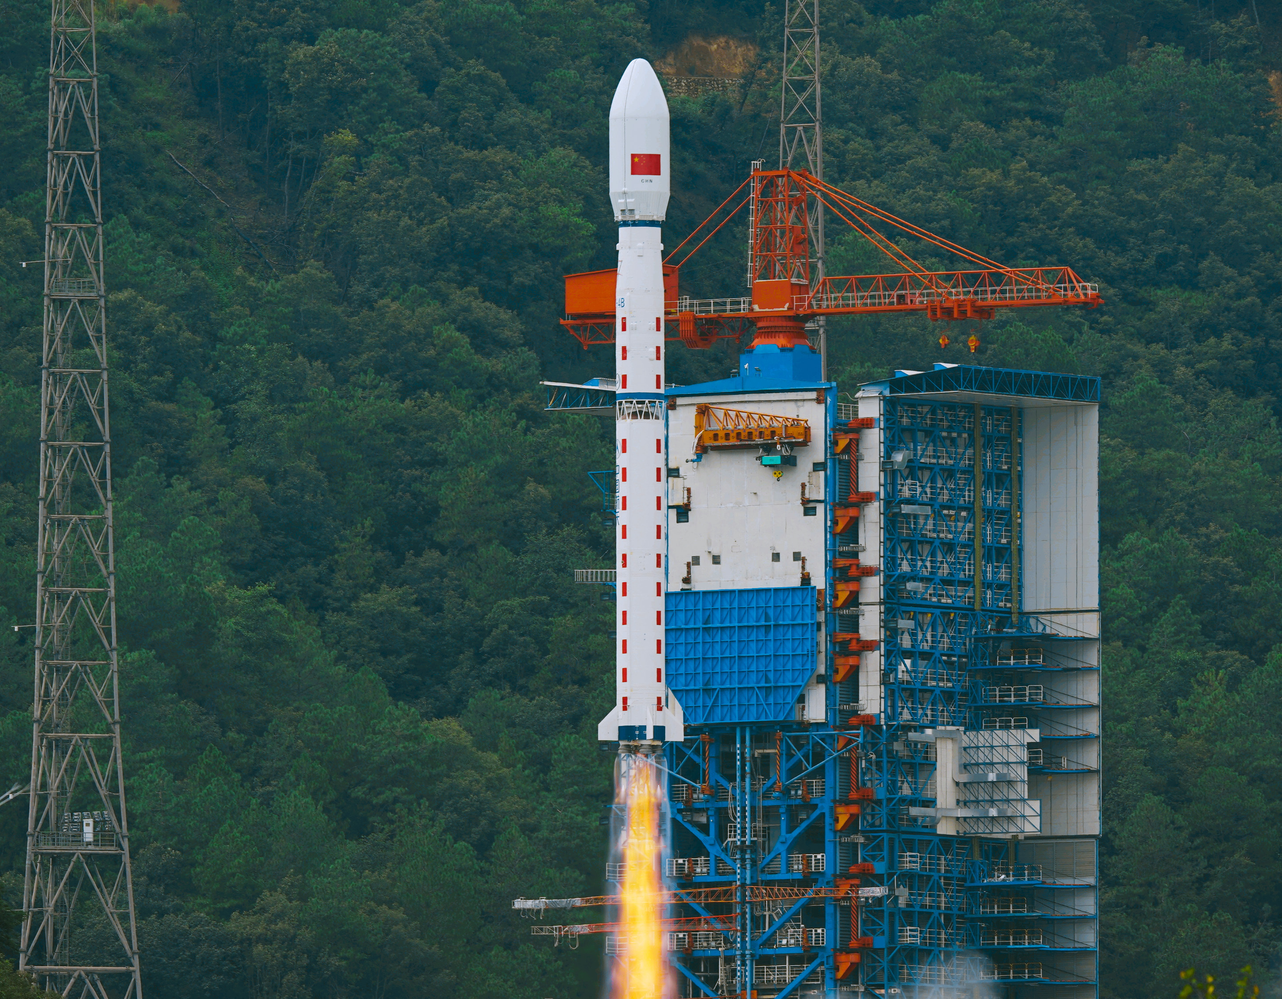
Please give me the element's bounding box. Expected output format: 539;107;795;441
1023;405;1099;627
667;391;829;592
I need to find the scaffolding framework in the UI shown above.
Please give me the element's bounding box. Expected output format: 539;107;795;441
853;389;1099;999
20;3;142;997
650;370;1099;999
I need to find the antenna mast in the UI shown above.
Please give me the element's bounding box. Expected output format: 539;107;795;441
779;0;826;374
20;1;143;995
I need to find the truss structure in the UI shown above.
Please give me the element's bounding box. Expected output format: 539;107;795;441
20;3;143;996
778;0;826;371
693;405;811;452
854;395;1097;998
560;169;1101;350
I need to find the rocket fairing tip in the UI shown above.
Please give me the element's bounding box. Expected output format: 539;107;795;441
609;59;670;223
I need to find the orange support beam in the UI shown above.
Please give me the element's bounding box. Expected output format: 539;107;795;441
835;803;861;830
835;953;862;979
834;634;879;651
834;559;878;577
832;506;860;534
833;580;860;608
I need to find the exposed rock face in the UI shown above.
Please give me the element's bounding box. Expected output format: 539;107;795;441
655;35;759;97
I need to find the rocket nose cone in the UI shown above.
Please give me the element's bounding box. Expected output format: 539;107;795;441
610;58;669;122
609;59;671;221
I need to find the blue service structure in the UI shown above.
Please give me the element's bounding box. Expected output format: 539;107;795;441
550;350;1101;999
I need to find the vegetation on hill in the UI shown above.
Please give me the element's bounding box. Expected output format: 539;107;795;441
0;0;1278;996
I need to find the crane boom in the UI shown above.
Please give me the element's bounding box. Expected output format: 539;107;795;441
560;168;1101;349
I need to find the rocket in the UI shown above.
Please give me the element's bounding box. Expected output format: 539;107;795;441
598;59;685;746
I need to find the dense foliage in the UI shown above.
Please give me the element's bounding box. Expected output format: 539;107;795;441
0;0;1277;996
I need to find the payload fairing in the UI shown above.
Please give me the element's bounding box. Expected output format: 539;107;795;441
596;59;684;745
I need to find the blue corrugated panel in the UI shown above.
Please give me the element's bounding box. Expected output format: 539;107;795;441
665;587;817;724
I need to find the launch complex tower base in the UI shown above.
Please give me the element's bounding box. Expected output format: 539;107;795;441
547;351;1101;999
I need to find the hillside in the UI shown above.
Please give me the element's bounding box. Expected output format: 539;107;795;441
0;1;1279;997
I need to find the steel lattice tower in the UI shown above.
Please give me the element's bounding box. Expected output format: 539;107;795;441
778;0;826;374
20;2;143;996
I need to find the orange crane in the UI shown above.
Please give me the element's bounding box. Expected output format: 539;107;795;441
562;167;1100;351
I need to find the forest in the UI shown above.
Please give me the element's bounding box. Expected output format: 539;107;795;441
0;0;1279;996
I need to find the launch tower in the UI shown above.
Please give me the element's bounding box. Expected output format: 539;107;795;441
531;39;1101;999
656;357;1100;998
543;355;1101;999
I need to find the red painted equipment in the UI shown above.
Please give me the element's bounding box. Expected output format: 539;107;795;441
562;168;1101;349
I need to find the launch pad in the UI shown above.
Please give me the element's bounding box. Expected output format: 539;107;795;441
528;20;1101;996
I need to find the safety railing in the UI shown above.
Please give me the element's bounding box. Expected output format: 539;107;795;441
787;853;826;874
899;853;966;875
898;927;961;947
665;857;711;878
675;296;752;315
772;923;827;949
982;963;1045;980
574;568;616;583
35;829;119;850
760;853;827;875
978;897;1029;915
899;963;964;985
981;864;1042;882
903;889;966;910
983;685;1045;704
981;929;1044;947
50;277;98;296
666;930;734;951
997;647;1045;666
757;963;822;985
786;778;826;799
983;717;1030;730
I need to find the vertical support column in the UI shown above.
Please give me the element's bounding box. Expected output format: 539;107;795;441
935;730;960;836
972;404;983;614
779;0;825;374
1009;408;1020;626
735;726;750;995
22;2;142;997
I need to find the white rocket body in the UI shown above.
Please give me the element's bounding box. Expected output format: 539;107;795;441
598;59;684;745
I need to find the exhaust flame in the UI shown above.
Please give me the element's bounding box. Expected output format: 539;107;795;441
613;752;668;999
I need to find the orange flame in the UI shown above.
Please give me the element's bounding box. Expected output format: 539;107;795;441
617;754;666;999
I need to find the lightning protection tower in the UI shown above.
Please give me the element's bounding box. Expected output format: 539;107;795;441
20;2;143;996
778;0;826;374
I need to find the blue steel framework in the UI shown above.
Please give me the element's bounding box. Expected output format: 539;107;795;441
543;365;1099;999
656;384;846;999
875;366;1100;404
858;398;1024;999
855;384;1098;999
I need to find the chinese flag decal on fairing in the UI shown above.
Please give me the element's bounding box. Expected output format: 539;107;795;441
631;153;661;175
